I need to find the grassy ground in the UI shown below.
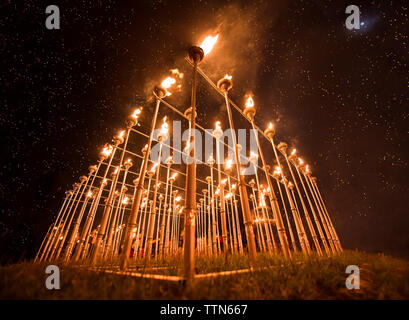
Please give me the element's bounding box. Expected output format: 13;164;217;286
1;250;408;299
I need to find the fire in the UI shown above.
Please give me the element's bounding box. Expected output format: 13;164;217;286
245;95;254;109
291;148;297;155
225;159;233;170
122;196;129;205
221;178;227;185
215;121;221;130
161;77;176;89
171;172;178;180
170;68;184;79
232;183;237;190
132;107;142;119
150;163;158;172
160;116;169;134
274;165;281;175
298;158;304;165
224;74;232;80
101;145;113;157
175;195;182;202
114;167;119;175
268;122;274;129
225;192;232;199
200;34;219;56
119;130;125;139
250;151;258;159
306;165;311;173
87;191;93;198
259;193;266;207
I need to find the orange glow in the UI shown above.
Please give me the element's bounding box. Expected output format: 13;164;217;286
119;130;125;139
245;95;254;109
224;74;232;80
122;196;129;205
291;148;297;155
268;122;274;129
298;158;304;165
87;191;93;198
170;68;184;79
175;195;182;202
200;34;219;55
306;165;311;173
215;121;221;130
171;172;178;180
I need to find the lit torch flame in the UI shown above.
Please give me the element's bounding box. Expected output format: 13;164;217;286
160;116;168;134
200;34;219;56
161;77;176;89
122;196;129;205
215;121;221;130
224;74;232;80
101;145;113;157
225;159;233;170
245;95;254;108
298;158;304;165
132;107;142;119
291;148;297;155
268;122;274;129
171;172;178;180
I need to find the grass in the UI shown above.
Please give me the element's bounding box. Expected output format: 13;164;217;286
1;250;408;299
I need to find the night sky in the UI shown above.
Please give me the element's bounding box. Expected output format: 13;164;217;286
1;0;408;263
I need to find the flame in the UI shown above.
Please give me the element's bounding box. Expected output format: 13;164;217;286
208;154;214;162
150;163;158;172
161;77;176;89
298;158;304;165
268;122;274;129
160;116;169;134
122;196;129;205
225;159;233;169
245;95;254;109
132;107;142;119
232;183;236;190
171;172;178;180
119;130;125;139
306;165;311;173
170;68;184;79
200;34;219;55
215;188;220;195
175;195;181;202
291;148;297;155
288;181;293;188
224;74;232;80
225;192;232;199
178;206;184;214
114;167;119;175
259;193;266;207
221;178;227;185
215;121;221;130
101;145;113;157
87;191;93;198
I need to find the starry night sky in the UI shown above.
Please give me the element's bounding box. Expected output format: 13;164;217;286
1;0;408;263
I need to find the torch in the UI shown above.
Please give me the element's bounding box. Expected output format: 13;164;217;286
217;76;258;266
120;82;167;270
242;96;291;259
281;147;322;255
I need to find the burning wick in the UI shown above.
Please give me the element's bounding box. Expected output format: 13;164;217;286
268;122;274;130
200;34;219;56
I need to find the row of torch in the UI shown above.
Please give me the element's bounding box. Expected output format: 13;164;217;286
35;34;343;279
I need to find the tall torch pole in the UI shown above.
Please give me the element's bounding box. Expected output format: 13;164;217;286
217;75;257;267
243;97;291;259
120;88;165;270
182;45;204;281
